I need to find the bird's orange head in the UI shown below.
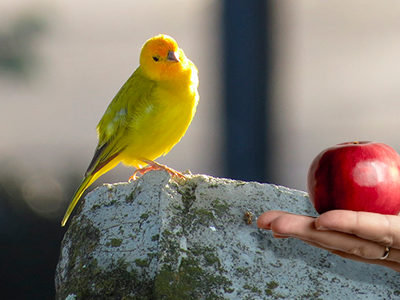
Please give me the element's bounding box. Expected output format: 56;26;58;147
140;34;188;81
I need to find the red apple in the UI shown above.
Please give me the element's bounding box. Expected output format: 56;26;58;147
307;141;400;215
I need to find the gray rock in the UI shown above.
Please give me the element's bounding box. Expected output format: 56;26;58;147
56;171;400;299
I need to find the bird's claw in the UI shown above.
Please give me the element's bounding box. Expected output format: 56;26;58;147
129;160;186;182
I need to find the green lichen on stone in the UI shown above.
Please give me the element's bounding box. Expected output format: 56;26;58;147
208;183;219;188
56;219;153;299
105;199;118;207
140;212;150;220
125;191;135;203
146;252;159;262
155;194;234;299
154;257;232;299
191;207;215;226
174;178;230;228
190;246;222;270
134;258;150;268
203;251;220;267
62;217;101;272
125;186;142;203
303;270;326;299
91;204;101;211
58;258;152;300
178;178;231;222
109;238;122;247
177;180;197;211
210;198;230;217
267;280;279;290
158;229;181;265
171;178;201;230
118;226;125;236
234;181;246;187
301;291;323;300
243;284;261;295
265;280;279;296
151;234;159;241
235;266;251;277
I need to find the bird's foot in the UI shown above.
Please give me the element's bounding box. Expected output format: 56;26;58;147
129;160;186;181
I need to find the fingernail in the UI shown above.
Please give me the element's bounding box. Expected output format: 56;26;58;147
263;223;272;230
257;220;271;230
316;225;328;230
273;233;289;238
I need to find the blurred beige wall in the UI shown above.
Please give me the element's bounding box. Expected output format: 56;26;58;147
0;0;223;182
1;0;400;207
0;0;223;217
272;1;400;190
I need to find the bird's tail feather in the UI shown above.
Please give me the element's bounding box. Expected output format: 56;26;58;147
61;173;99;227
61;149;122;227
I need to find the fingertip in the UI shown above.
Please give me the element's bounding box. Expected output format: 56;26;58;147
257;210;285;229
272;233;290;238
314;222;328;231
269;214;291;234
257;211;272;229
314;215;328;230
315;209;351;230
269;213;316;237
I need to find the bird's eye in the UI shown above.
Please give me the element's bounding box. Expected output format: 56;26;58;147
152;56;159;62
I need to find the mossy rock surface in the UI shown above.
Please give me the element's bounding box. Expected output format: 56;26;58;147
56;171;400;300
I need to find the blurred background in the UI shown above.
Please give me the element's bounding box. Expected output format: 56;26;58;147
1;0;400;298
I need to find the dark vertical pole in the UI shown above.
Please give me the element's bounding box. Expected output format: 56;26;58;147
223;0;271;182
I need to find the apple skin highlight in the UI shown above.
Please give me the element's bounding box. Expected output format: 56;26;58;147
307;141;400;215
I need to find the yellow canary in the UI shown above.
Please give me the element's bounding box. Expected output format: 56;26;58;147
61;34;199;226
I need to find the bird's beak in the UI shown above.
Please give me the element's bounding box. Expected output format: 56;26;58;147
167;50;179;62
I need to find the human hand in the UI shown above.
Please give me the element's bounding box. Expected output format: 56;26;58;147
257;210;400;272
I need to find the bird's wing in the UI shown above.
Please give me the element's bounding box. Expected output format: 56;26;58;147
85;69;155;176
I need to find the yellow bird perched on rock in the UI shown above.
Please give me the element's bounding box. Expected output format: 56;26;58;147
61;34;199;227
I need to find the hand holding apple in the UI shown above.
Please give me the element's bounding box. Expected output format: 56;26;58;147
257;210;400;272
307;141;400;215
